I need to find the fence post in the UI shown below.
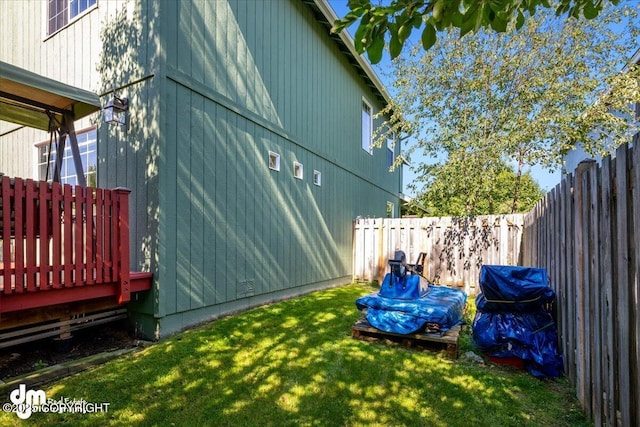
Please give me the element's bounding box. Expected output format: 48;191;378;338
114;188;131;304
1;176;12;296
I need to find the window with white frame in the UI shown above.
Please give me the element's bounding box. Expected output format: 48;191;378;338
293;161;303;180
38;127;97;186
386;201;395;218
313;170;321;186
47;0;97;36
362;98;373;154
269;151;280;171
387;136;394;168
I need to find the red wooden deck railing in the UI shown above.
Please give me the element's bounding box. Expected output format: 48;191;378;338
0;175;149;313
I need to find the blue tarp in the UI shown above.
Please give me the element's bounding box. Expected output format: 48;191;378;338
472;310;563;378
478;265;554;311
472;265;563;378
356;284;467;335
378;273;430;300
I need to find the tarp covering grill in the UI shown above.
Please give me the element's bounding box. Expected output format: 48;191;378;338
472;265;563;378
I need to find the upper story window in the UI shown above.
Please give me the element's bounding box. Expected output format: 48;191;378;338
362;98;373;154
387;137;394;168
48;0;97;35
38;127;97;186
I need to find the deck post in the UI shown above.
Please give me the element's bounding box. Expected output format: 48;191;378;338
114;188;131;304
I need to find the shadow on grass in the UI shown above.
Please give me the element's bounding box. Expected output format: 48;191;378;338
2;283;588;427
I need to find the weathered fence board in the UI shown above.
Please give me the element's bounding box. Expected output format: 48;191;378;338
632;139;640;427
523;140;640;427
353;215;525;294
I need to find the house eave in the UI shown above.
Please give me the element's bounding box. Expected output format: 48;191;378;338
303;0;391;106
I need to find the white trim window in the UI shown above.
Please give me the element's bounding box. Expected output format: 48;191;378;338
313;170;321;186
47;0;97;36
293;161;303;180
38;127;97;186
386;201;395;218
268;151;280;171
362;98;373;154
386;136;394;168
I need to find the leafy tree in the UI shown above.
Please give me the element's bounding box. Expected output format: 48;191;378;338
380;3;639;215
407;159;544;216
332;0;621;64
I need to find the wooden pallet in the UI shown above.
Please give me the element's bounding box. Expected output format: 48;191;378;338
351;317;461;358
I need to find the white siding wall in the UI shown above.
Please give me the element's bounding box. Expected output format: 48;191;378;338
0;0;126;91
0;0;127;178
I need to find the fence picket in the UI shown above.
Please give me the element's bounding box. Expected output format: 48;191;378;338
632;139;640;427
574;161;589;413
74;186;85;285
14;178;24;291
1;178;11;293
86;188;95;285
96;187;104;284
589;162;602;425
600;155;615;427
52;182;62;288
615;146;632;427
38;181;49;289
353;215;525;294
25;180;37;291
63;183;74;286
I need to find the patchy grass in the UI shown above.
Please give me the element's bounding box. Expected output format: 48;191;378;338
0;283;589;426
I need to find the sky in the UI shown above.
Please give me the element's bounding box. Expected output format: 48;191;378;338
326;1;583;195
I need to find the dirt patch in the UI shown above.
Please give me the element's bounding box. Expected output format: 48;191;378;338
0;321;137;381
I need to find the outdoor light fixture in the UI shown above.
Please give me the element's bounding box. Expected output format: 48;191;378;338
103;96;129;126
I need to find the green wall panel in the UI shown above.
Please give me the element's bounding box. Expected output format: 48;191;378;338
163;0;399;194
153;0;403;333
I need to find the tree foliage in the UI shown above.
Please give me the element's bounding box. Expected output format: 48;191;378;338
332;0;621;64
406;160;544;216
380;3;639;215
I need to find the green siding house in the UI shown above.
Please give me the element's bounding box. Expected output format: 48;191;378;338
0;0;402;338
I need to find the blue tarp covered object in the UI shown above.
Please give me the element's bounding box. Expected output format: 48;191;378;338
472;310;563;377
478;265;554;311
356;284;467;335
378;273;429;300
472;265;563;378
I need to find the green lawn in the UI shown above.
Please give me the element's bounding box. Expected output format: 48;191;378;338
0;283;589;426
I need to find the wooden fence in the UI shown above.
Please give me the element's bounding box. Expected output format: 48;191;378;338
353;215;525;295
522;142;640;427
0;176;132;312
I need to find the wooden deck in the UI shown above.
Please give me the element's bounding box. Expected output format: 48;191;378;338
0;176;152;346
351;317;461;358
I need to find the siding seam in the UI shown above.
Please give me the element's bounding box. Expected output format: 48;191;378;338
165;65;400;198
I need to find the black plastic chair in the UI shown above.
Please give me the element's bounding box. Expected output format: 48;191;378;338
408;252;426;276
